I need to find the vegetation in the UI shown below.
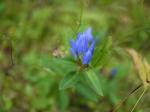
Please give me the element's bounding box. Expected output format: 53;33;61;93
0;0;150;112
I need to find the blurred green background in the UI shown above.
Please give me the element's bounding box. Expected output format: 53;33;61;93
0;0;150;112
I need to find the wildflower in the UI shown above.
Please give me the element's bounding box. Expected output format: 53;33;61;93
70;27;96;65
110;68;117;77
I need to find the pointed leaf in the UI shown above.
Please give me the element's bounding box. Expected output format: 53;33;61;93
59;90;69;112
40;55;76;75
92;36;112;68
76;83;98;102
86;70;103;96
59;71;79;90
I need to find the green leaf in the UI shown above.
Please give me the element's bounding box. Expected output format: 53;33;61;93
40;55;76;75
59;71;79;90
59;90;69;112
91;36;112;68
76;82;98;102
86;70;103;96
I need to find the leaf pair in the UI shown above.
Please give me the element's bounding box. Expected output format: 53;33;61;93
59;69;103;112
59;70;103;96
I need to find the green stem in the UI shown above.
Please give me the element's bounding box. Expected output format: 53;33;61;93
112;84;142;112
130;89;146;112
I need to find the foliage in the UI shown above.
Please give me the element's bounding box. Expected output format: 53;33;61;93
0;0;150;112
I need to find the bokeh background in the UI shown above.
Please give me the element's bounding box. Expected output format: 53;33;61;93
0;0;150;112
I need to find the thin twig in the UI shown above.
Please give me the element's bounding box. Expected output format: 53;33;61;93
130;89;146;112
112;84;142;112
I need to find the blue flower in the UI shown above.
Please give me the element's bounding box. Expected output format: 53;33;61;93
110;68;117;77
69;27;96;65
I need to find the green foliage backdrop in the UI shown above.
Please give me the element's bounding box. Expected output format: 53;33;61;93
0;0;150;112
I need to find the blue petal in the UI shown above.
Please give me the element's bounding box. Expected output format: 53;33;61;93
76;33;88;54
82;34;88;51
76;32;82;41
70;48;77;60
84;27;93;42
70;39;76;51
89;39;96;54
111;68;117;77
82;50;92;65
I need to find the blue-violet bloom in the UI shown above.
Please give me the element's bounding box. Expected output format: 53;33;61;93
110;68;117;77
69;27;96;65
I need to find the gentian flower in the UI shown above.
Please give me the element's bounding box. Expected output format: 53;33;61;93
110;68;117;77
69;27;96;65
